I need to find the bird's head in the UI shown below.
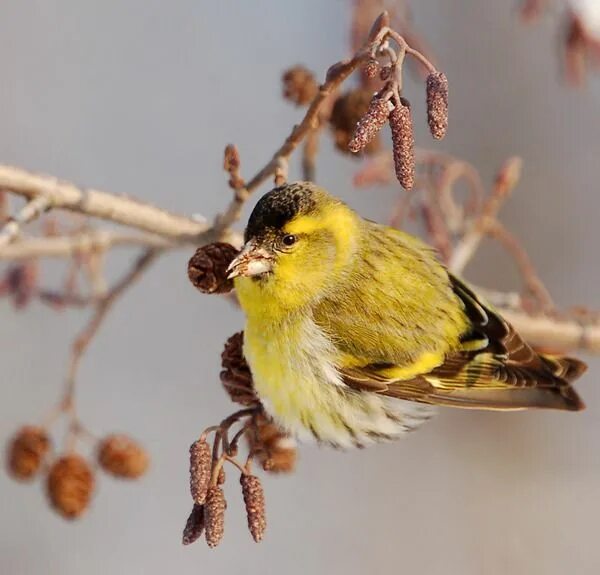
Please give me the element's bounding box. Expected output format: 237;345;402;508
229;182;358;309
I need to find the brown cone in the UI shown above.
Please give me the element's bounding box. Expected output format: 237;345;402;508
182;504;205;545
389;98;415;191
97;434;149;479
189;439;212;505
6;426;50;481
221;332;258;406
187;243;239;295
426;72;449;140
204;486;226;548
46;454;95;519
247;413;297;474
282;66;318;106
240;474;267;542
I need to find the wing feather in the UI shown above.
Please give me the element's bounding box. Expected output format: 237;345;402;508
340;275;585;412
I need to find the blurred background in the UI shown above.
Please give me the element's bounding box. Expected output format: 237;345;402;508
1;1;599;574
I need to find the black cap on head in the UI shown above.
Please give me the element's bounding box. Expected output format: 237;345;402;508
244;182;318;241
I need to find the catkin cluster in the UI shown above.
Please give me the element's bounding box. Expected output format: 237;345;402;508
346;61;449;191
182;435;267;548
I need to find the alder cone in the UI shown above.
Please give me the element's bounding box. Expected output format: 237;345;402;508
187;243;238;295
247;413;297;473
220;331;258;406
46;455;95;519
97;434;149;479
6;426;50;481
281;66;318;106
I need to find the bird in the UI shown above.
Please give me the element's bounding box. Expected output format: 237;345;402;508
227;182;586;449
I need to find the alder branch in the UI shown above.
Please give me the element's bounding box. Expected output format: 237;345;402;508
0;230;172;261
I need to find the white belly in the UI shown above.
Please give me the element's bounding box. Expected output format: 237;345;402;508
244;316;434;449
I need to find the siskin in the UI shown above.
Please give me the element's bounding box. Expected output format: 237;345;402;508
228;182;586;449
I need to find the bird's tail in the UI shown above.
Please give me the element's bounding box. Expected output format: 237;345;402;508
540;353;587;411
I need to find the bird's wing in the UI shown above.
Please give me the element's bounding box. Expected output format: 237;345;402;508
341;276;586;411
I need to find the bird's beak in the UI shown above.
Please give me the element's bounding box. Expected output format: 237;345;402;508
227;240;273;279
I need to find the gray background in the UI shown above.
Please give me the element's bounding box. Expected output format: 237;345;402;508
1;2;599;574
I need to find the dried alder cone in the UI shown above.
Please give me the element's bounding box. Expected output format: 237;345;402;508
240;474;267;542
187;242;238;294
46;454;95;519
247;412;297;473
6;426;50;480
281;65;318;106
221;331;259;406
97;434;149;479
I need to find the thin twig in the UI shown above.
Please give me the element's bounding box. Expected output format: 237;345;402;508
61;248;161;409
0;196;50;248
448;157;522;274
484;219;555;311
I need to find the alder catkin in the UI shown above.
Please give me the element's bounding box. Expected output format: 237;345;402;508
348;96;390;153
204;486;226;548
189;439;212;505
389;98;415;191
426;72;449;140
182;504;205;545
240;474;267;542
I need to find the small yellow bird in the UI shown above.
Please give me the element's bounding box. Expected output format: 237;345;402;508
228;182;585;448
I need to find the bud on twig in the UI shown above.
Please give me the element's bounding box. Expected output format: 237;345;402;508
46;455;95;519
6;426;50;481
368;11;390;41
97;434;149;479
204;486;226;548
494;156;523;197
348;96;390;153
389;98;415;190
189;439;212;505
187;243;238;295
364;58;380;79
240;474;267;542
182;504;205;545
426;72;449;140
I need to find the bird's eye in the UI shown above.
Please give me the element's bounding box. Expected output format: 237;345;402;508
282;234;297;247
